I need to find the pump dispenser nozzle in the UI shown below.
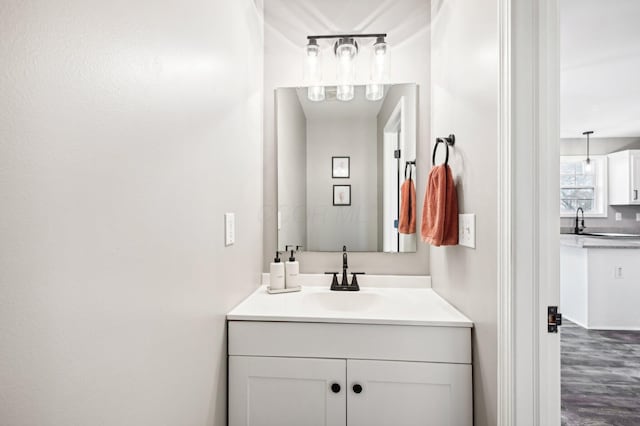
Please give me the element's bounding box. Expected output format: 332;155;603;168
285;245;296;262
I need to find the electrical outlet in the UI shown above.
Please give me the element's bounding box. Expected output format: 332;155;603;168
615;266;623;279
225;213;235;246
616;212;622;221
458;214;476;248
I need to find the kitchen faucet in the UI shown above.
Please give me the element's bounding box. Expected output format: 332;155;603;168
574;207;586;234
326;246;363;291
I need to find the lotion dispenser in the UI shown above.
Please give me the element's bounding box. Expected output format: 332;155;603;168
284;245;301;289
269;251;285;291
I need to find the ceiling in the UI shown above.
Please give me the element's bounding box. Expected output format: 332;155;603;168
561;0;640;138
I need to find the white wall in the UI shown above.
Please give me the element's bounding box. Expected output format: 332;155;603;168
263;0;430;273
560;137;640;231
0;1;263;425
430;0;499;425
306;117;378;251
276;89;307;251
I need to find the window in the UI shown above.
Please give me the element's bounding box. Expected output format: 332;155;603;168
560;155;607;217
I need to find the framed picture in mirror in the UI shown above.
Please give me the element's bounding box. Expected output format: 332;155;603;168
333;185;351;206
332;156;350;178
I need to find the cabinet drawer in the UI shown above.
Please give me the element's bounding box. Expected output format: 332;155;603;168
228;321;471;364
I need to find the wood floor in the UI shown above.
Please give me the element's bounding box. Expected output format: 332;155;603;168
562;320;640;426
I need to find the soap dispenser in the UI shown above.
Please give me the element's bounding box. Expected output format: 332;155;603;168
284;245;301;289
269;251;285;290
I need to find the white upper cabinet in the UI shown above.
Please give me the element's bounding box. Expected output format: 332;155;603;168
608;150;640;205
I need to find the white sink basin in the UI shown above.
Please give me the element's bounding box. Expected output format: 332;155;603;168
227;277;473;327
304;291;382;312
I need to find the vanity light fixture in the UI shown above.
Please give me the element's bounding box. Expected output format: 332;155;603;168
583;130;594;172
304;33;389;102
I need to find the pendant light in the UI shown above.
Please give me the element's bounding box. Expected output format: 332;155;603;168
366;36;389;101
335;38;358;101
583;130;594;172
304;38;324;101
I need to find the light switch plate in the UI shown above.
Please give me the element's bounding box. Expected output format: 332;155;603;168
636;213;640;222
616;212;622;221
225;213;235;246
459;213;476;248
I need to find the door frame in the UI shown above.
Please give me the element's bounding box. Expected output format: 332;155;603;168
382;97;405;253
498;0;560;424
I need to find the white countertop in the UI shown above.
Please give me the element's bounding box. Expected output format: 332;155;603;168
227;280;473;328
561;234;640;249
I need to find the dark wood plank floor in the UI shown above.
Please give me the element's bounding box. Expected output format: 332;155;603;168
562;320;640;426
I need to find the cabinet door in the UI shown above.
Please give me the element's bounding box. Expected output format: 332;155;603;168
347;359;472;426
631;154;640;204
229;356;346;426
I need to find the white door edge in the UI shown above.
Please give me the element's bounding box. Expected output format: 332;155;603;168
499;0;561;425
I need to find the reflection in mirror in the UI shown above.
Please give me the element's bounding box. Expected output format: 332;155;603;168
277;84;418;253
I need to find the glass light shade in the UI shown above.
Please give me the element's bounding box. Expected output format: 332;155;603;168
307;86;325;102
304;40;322;85
335;39;357;102
337;84;354;101
366;37;389;102
336;41;357;60
366;83;384;101
584;158;593;173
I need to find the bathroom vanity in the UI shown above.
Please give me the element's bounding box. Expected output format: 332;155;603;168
227;275;473;426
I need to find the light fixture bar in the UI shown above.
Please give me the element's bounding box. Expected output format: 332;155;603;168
307;33;387;41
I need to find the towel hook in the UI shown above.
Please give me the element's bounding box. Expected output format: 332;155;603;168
432;134;456;166
404;160;416;180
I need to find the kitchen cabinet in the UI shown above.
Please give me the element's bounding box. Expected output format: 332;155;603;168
608;150;640;205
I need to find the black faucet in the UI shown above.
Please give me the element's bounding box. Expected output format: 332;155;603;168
342;246;349;286
574;207;586;234
325;246;364;291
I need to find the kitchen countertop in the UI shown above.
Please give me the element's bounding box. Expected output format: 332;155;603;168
561;234;640;249
227;282;473;328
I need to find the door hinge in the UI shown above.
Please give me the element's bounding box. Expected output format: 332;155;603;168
548;306;562;333
394;149;401;159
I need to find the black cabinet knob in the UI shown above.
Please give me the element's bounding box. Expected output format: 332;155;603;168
331;383;341;393
352;384;363;394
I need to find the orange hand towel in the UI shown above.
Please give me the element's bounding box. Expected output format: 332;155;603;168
398;178;416;234
421;164;459;246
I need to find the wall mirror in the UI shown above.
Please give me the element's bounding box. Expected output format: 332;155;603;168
276;83;418;253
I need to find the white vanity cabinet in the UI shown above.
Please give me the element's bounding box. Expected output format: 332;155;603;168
228;321;472;426
229;356;346;426
346;359;471;426
608;150;640;205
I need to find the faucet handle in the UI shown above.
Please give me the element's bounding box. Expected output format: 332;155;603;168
325;272;340;288
350;272;365;287
350;272;364;290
